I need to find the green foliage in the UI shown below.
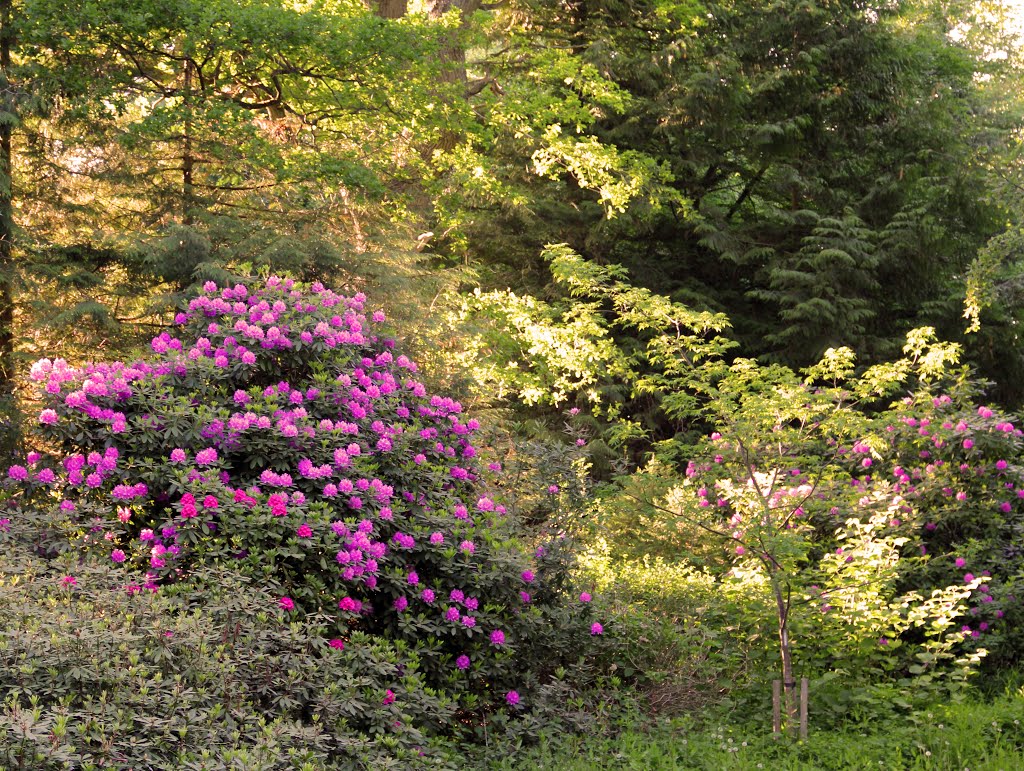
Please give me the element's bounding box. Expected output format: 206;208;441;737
7;0;477;368
594;324;1024;723
453;286;626;408
449;0;1018;400
449;245;734;460
579;541;771;714
3;0;1024;761
491;691;1024;770
750;211;880;357
0;393;20;461
0;562;457;769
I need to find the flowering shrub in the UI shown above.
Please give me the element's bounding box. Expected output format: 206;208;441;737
872;390;1024;671
601;333;1024;725
2;277;600;739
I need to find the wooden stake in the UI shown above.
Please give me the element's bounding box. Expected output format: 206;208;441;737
799;677;809;740
772;679;781;735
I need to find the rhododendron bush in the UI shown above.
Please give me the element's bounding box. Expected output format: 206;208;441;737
605;336;1024;726
1;277;600;741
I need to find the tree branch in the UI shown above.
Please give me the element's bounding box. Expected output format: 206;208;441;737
726;164;769;221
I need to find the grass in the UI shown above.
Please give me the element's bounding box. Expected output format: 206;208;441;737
489;690;1024;770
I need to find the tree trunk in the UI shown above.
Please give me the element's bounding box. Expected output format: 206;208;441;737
0;0;15;396
771;574;799;734
182;57;195;225
422;0;482;150
425;0;481;86
370;0;407;18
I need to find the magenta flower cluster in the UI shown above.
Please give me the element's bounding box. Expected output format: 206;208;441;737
5;276;605;716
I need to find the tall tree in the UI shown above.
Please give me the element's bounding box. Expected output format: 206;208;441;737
0;0;453;374
0;0;13;395
462;0;1012;374
425;0;481;85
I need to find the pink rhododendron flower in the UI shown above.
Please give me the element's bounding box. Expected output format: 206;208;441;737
195;448;218;465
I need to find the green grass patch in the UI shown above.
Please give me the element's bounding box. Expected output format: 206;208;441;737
491;691;1024;770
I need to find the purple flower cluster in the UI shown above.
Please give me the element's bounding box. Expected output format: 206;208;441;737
5;277;605;716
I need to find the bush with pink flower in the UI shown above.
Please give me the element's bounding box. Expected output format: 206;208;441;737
2;277;602;747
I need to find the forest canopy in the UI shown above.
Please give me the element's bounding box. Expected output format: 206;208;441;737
0;0;1021;401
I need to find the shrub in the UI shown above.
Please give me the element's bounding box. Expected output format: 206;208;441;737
0;558;456;769
594;336;1014;724
579;540;773;715
1;277;600;750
